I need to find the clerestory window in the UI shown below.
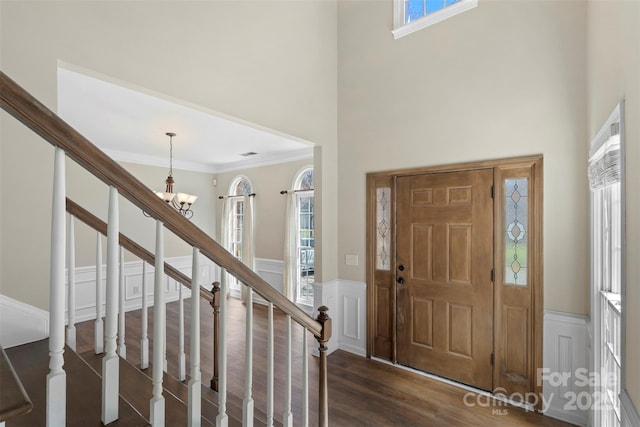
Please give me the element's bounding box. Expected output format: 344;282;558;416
392;0;478;39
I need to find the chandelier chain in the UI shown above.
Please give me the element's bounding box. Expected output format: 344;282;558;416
169;134;174;176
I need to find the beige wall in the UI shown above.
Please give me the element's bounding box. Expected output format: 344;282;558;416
214;159;313;261
67;161;217;267
587;0;640;411
0;1;338;310
337;0;589;315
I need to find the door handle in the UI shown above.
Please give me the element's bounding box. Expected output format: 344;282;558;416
398;264;405;271
397;277;405;285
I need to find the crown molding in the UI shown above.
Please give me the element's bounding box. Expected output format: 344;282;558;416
105;146;313;174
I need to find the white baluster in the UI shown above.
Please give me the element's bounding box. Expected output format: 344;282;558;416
163;282;168;373
95;232;104;354
118;246;126;358
282;315;292;427
102;186;120;424
243;288;254;427
216;269;228;427
188;248;202;427
178;281;186;382
150;220;165;426
66;213;76;351
302;329;308;427
266;303;274;427
140;261;149;369
47;147;66;427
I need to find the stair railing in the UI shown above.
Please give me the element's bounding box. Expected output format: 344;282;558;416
66;198;214;384
1;70;331;427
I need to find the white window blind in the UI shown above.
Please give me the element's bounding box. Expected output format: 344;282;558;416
589;122;621;191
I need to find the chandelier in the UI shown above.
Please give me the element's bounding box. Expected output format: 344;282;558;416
155;132;197;219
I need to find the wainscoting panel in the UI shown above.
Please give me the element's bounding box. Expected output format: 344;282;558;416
313;280;339;354
543;310;589;426
65;255;216;323
338;280;367;356
251;258;284;306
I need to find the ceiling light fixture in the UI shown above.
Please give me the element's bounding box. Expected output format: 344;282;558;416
155;132;197;219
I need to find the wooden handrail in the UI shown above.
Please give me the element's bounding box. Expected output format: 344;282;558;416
0;71;322;338
66;198;212;302
0;346;33;422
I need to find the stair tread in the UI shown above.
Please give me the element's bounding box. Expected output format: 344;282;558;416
80;350;217;427
0;345;33;422
5;339;148;426
140;361;281;427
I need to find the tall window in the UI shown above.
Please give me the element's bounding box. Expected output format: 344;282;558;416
227;176;253;294
590;103;624;427
295;168;314;305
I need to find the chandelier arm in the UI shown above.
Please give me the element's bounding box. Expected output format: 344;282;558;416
170;197;181;210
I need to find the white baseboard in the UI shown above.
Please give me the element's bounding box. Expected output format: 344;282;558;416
0;294;49;348
542;310;589;426
621;390;640;427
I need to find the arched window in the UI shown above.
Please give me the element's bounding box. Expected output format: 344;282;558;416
294;168;314;304
225;176;253;295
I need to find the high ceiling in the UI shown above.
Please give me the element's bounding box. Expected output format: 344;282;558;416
57;67;313;174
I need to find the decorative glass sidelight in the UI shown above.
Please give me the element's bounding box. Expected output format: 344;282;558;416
376;187;391;270
504;178;528;286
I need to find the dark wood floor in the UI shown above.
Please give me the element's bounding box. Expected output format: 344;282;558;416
75;296;574;426
6;339;149;426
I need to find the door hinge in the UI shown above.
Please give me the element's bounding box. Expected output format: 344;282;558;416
491;352;495;366
491;268;494;283
491;185;494;199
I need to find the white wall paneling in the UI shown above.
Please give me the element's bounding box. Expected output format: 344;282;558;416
337;280;366;357
64;255;216;323
252;258;284;307
543;310;589;426
313;279;339;355
0;294;50;348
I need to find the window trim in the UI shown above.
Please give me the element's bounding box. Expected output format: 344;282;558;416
292;166;314;306
226;175;253;295
392;0;478;39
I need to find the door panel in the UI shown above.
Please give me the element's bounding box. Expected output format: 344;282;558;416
396;169;494;390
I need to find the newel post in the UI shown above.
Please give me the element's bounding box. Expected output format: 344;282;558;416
315;306;331;427
210;282;221;392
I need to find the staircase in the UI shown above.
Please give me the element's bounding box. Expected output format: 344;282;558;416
0;70;331;427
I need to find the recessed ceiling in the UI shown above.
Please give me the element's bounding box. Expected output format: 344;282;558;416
57;66;313;174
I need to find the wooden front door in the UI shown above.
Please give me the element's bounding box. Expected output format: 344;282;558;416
396;169;494;390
